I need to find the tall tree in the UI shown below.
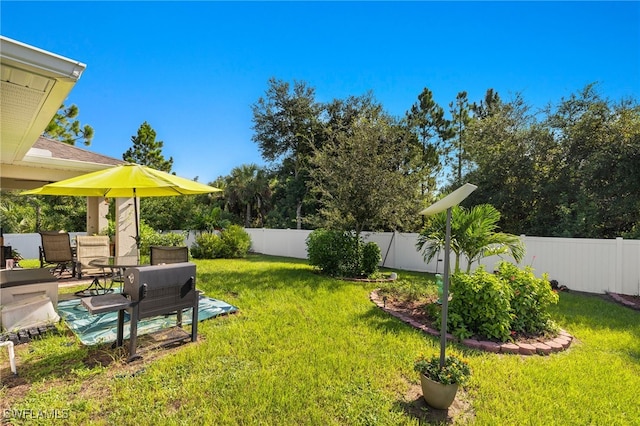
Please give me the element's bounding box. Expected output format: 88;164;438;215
544;84;640;237
448;91;472;186
251;78;322;229
463;93;544;233
460;83;640;239
309;110;424;236
405;87;452;200
470;88;502;119
324;92;384;134
44;103;94;146
123;121;173;172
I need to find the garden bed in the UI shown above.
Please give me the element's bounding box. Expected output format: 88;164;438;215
370;290;574;355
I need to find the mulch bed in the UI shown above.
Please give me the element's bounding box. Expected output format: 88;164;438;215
372;295;573;352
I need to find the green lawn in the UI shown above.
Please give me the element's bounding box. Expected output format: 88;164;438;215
2;255;639;425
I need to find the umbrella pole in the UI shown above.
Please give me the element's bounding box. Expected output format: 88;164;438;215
133;188;140;263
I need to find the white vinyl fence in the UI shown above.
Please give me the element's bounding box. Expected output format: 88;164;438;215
244;229;640;296
5;230;640;296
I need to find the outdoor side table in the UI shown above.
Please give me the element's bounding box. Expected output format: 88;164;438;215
75;256;142;297
81;293;132;348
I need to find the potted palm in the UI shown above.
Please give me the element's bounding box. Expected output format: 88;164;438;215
414;353;471;409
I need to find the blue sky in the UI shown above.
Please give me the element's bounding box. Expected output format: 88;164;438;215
2;1;639;184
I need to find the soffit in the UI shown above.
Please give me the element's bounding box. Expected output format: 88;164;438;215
0;36;86;166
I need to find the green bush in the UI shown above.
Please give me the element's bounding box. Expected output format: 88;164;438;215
191;225;251;259
448;262;559;342
306;229;350;276
190;232;224;259
362;242;381;276
219;225;251;258
449;267;514;341
139;222;185;256
495;261;559;334
306;229;380;277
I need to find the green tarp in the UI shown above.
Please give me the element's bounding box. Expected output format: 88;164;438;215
58;295;237;345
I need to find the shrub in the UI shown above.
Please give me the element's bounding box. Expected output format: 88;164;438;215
447;262;559;341
448;267;514;341
190;232;224;259
361;242;381;276
219;225;251;258
495;261;559;334
191;225;251;259
306;229;380;277
306;229;351;276
139;222;185;256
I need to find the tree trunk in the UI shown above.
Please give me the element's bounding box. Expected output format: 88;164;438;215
296;202;302;230
245;203;251;228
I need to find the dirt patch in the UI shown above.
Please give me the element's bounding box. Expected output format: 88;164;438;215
341;273;399;283
398;378;475;424
615;293;640;307
0;327;196;412
83;349;120;369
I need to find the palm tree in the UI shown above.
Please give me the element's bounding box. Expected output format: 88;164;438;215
417;204;525;273
225;164;272;227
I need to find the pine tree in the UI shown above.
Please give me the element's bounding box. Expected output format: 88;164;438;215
44;103;94;146
123;121;173;172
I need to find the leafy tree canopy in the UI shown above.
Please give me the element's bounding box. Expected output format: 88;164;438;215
309;109;425;235
251;78;323;229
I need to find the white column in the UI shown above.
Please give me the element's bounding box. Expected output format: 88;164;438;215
115;197;137;258
86;197;109;235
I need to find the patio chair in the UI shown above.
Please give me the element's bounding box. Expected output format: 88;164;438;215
39;231;76;277
150;246;189;265
75;235;111;279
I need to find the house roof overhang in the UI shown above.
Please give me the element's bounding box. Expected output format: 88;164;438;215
0;36;121;190
1;136;124;190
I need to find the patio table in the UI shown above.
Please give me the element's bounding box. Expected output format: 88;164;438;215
74;256;145;297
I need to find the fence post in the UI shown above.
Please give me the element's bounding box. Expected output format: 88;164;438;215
392;231;397;270
615;237;623;294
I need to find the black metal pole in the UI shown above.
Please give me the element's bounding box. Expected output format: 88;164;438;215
440;207;452;369
133;188;141;264
133;188;139;248
382;231;395;267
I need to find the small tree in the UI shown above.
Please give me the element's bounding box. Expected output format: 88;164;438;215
309;114;424;236
417;204;524;273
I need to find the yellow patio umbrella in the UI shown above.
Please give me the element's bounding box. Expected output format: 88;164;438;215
22;163;222;252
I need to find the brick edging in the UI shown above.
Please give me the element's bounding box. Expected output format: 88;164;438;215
607;292;640;311
370;290;573;356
